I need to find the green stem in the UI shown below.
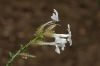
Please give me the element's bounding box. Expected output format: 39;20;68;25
6;37;39;66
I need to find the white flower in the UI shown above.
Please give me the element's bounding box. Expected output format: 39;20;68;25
52;24;72;54
36;24;72;54
55;38;66;54
53;34;67;54
51;9;59;22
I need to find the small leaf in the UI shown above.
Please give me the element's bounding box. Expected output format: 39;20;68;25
9;52;13;58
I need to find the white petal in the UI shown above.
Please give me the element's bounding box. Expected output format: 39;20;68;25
68;24;70;30
67;24;71;35
55;45;60;54
54;37;61;44
67;24;72;46
61;46;64;51
68;38;72;46
51;9;59;21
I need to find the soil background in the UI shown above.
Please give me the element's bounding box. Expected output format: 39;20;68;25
0;0;100;66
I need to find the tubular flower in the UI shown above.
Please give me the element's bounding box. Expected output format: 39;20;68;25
53;24;72;54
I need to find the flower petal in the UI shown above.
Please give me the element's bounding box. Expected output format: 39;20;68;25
51;9;59;21
55;45;60;54
67;24;72;46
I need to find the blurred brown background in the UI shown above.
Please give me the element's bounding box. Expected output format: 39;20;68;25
0;0;100;66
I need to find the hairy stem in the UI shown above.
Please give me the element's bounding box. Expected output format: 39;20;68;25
6;37;39;66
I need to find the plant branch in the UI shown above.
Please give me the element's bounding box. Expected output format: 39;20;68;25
6;37;39;66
